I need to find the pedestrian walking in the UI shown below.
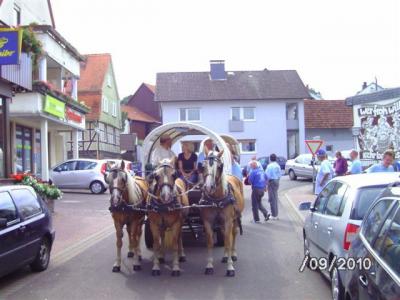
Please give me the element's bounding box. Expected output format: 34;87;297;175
366;149;395;173
347;149;362;175
265;153;281;220
248;161;270;223
333;151;348;176
315;149;334;195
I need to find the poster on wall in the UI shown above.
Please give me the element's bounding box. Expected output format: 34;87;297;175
357;99;400;160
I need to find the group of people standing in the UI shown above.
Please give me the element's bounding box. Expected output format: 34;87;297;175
315;148;400;195
247;154;281;223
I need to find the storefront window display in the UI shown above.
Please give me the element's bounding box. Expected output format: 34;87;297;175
16;125;33;173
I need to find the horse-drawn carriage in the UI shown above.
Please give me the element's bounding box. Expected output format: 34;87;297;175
105;122;244;277
141;122;241;248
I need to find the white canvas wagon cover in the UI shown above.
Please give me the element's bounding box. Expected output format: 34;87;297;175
142;122;235;175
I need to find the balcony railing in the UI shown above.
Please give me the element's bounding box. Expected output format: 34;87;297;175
0;53;32;91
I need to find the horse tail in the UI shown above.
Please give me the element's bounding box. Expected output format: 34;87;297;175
163;229;175;249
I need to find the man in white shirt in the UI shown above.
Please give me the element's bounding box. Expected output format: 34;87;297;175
315;149;334;195
151;134;176;166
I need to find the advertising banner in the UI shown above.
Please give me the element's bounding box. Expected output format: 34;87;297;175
0;28;22;65
357;99;400;160
44;95;65;119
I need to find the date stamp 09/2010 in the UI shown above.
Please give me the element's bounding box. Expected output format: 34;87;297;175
299;255;372;273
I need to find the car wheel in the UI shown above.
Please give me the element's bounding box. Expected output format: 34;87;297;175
289;169;297;180
331;266;345;300
30;238;51;272
90;181;105;194
144;219;153;249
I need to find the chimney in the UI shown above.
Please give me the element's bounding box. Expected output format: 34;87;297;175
210;60;226;80
362;81;368;90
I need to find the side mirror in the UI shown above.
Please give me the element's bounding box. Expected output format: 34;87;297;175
298;201;312;211
0;217;7;228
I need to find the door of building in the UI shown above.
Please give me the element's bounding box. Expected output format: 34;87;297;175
15;125;33;173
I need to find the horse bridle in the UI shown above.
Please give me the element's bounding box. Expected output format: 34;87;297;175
108;169;128;198
151;164;178;202
203;154;224;185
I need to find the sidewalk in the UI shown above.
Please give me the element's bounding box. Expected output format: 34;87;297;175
50;191;113;256
283;184;316;222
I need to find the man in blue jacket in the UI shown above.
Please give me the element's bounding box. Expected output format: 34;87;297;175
248;161;270;223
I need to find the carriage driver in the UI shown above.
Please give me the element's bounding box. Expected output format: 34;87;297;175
150;134;177;167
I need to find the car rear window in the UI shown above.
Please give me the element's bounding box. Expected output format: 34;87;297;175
351;186;387;220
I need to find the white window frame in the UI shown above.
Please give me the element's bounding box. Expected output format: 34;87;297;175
230;107;256;121
111;101;117;117
107;74;112;88
102;96;109;113
239;139;257;154
179;108;201;122
13;4;21;27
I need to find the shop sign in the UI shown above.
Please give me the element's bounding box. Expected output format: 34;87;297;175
357;99;400;160
66;107;83;124
44;95;65;119
0;28;22;65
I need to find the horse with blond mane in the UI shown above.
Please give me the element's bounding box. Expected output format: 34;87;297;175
105;161;148;272
200;150;244;277
146;158;189;276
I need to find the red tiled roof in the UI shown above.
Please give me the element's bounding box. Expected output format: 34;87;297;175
79;54;111;92
144;83;156;93
304;100;353;129
121;105;160;124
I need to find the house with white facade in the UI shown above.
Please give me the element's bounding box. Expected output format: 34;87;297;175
155;60;310;165
304;100;354;155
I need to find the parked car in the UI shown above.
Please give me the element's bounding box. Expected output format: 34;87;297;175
344;183;400;300
242;156;287;177
299;172;400;300
0;185;55;278
49;159;134;194
285;154;334;180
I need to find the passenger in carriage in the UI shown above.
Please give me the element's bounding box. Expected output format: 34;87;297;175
177;142;198;184
150;134;176;167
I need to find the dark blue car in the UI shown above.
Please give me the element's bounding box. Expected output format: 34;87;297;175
344;184;400;300
0;185;55;278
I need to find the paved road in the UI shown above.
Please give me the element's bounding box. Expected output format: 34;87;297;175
0;177;331;300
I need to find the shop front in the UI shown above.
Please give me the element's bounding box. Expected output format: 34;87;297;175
10;89;88;181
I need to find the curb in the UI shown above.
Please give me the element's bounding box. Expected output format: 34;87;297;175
282;186;309;224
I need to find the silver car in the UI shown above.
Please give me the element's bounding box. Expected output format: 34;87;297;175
285;154;335;180
299;172;400;300
49;159;134;194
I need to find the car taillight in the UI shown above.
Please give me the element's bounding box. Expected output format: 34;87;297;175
343;223;360;251
100;163;107;174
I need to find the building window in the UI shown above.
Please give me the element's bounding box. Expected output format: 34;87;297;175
231;107;255;121
112;102;117;117
231;107;241;121
13;5;21;26
179;108;200;122
326;145;333;152
102;96;109;113
286;103;298;120
15;125;33;173
239;139;256;153
107;74;112;87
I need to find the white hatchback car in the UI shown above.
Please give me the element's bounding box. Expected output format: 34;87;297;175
49;159;134;194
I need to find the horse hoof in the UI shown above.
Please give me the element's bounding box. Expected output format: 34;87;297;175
127;251;134;258
138;255;142;262
204;268;214;275
226;270;235;277
171;270;181;277
179;256;186;263
133;265;141;271
152;269;161;276
221;257;228;263
159;258;165;264
231;256;238;262
112;266;121;272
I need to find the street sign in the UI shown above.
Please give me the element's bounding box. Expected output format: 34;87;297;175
305;140;323;156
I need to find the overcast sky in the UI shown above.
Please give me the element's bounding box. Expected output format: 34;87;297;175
51;0;400;100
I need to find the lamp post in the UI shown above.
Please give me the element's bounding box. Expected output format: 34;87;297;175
94;123;100;160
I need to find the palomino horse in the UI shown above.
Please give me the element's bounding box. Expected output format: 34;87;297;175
200;150;244;277
147;158;189;276
105;161;148;272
